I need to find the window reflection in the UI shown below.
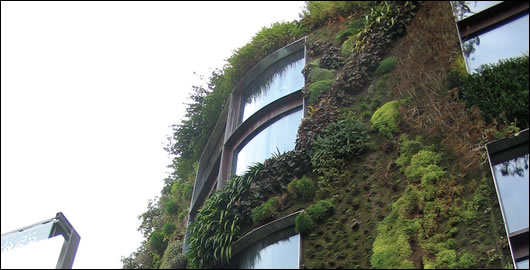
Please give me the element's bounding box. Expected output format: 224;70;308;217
516;258;529;269
234;107;303;175
493;154;529;234
240;50;305;123
451;1;502;21
228;227;300;269
463;12;529;72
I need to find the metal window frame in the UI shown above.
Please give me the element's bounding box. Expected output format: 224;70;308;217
1;212;80;269
450;1;529;73
486;129;529;268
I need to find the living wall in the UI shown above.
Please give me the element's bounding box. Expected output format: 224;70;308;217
123;1;527;269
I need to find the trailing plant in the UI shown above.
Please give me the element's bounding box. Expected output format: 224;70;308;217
187;163;267;268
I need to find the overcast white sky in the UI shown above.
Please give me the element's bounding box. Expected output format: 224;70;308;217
1;1;304;268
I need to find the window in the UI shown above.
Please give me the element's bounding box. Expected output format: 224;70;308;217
233;107;303;175
239;50;305;123
451;1;529;72
227;227;300;269
486;129;529;269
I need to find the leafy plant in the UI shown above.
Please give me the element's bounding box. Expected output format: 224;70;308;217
448;54;529;129
295;211;315;235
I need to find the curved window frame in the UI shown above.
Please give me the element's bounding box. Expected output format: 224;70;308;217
184;38;306;252
217;38;306;189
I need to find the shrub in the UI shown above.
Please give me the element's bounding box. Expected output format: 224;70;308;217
149;232;167;255
371;232;415;269
300;1;372;30
307;79;334;105
306;200;335;223
165;199;179;216
295;212;315;235
405;150;442;181
162;222;176;237
395;134;425;169
308;67;336;82
458;253;477;269
370;100;400;137
448;55;529;129
251;196;279;224
296;176;316;201
436;249;458;269
311;116;371;163
160;240;187;269
374;56;397;77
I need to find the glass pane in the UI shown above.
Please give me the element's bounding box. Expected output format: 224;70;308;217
1;235;64;269
516;258;529;269
1;220;56;253
452;1;502;21
229;228;300;269
463;12;529;72
493;154;529;234
234;107;302;175
1;219;64;269
240;50;305;123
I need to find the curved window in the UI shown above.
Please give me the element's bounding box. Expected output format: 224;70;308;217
492;153;529;234
233;107;303;175
463;12;529;72
239;49;305;123
227;227;300;269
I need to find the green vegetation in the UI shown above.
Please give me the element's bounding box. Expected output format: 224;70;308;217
295;211;315;235
308;79;334;105
160;240;187;269
300;1;372;30
306;200;335;223
162;222;176;237
308;67;336;82
374;56;397;77
448;55;529;129
251;196;279;224
149;232;167;255
125;2;521;269
370;100;400;137
164;199;179;216
288;176;316;201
